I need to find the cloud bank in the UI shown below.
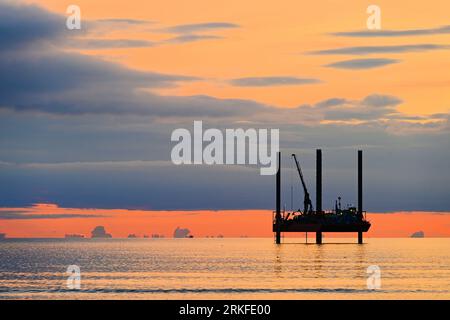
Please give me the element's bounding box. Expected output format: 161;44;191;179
309;44;450;55
0;2;448;213
230;76;321;87
324;58;400;69
332;25;450;37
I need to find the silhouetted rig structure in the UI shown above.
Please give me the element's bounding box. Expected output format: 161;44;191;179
273;149;371;244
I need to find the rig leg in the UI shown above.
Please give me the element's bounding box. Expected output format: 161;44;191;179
316;232;322;244
358;231;363;244
276;231;281;244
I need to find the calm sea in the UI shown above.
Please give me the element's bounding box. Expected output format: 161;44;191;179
0;238;449;299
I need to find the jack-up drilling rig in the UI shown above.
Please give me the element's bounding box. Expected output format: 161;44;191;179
273;149;371;244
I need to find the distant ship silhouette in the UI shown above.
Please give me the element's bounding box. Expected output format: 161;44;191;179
91;226;112;238
411;231;425;238
174;227;193;238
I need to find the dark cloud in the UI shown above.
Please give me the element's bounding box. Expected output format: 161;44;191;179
311;94;403;121
314;94;401;110
164;34;222;44
0;211;103;220
0;2;235;51
159;22;239;44
79;18;158;48
0;4;263;119
362;94;402;108
0;2;64;50
1;137;449;212
230;76;321;87
314;98;349;109
0;52;198;101
0;7;264;117
0;64;266;116
67;38;156;49
94;18;153;25
282;94;411;123
165;22;239;34
324;58;400;69
309;44;450;55
324;109;392;121
0;2;156;50
332;25;450;37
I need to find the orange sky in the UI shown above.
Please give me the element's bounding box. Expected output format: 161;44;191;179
0;203;449;238
25;0;450;114
3;1;448;238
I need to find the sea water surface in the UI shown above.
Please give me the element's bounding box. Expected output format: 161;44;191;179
0;238;449;299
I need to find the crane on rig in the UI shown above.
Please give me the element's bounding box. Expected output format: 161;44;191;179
292;154;313;215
